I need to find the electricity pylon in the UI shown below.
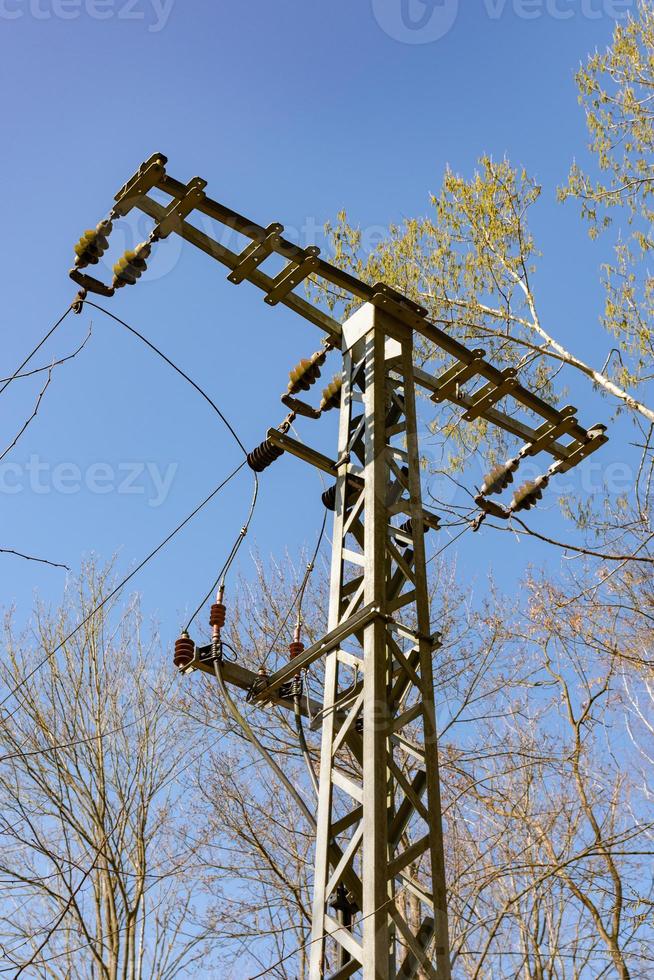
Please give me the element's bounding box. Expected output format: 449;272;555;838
70;153;608;979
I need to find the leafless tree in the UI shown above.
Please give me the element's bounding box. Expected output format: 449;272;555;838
0;560;215;978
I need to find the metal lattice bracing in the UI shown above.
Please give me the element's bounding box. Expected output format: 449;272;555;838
308;304;450;979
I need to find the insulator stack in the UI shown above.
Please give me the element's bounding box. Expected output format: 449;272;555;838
480;457;520;496
399;518;434;536
174;631;195;669
287;349;328;395
398;518;439;541
112;241;152;289
247;438;284;473
510;475;549;513
289;640;305;659
321;484;337;511
321;478;359;512
320;375;342;413
289;621;304;663
210;601;226;630
73;219;113;269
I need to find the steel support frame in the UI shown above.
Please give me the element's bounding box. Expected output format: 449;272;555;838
309;304;450;979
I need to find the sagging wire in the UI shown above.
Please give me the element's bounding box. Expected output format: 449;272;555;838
83;299;261;631
184;472;259;632
0;463;246;720
84;301;249;456
199;510;328;806
426;523;474;565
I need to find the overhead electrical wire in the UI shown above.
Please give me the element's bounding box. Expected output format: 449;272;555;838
0;300;258;716
0;463;246;718
241;509;328;800
260;508;328;670
0;306;73;398
80;302;261;628
211;656;316;827
85;301;249;456
184;472;259;632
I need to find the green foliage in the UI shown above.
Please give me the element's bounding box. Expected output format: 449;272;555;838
562;1;654;384
315;157;561;470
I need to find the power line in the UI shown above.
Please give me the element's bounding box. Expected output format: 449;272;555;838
0;463;246;718
260;508;328;669
84;301;249;457
0;299;260;715
0;306;73;398
185;471;259;631
426;522;474;565
86;300;261;627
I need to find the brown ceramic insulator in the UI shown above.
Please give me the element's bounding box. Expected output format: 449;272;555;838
287;349;327;395
174;633;195;668
209;602;226;629
247;438;284;473
319;375;343;413
510;474;550;513
321;478;359;513
321;484;337;511
481;457;520;497
289;640;305;660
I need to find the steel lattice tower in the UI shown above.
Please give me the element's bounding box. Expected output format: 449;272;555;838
308;305;450;979
70;153;608;979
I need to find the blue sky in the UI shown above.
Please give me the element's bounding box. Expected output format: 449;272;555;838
0;0;638;654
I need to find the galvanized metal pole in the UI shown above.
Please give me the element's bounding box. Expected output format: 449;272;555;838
309;304;451;980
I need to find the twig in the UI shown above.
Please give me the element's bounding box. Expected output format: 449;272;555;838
0;549;69;571
0;368;53;465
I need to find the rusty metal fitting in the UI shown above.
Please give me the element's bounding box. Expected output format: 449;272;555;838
71;290;87;314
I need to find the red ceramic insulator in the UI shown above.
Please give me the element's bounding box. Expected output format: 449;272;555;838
174;633;195;668
289;640;305;660
210;602;226;629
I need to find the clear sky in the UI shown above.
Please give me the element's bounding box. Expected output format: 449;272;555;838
0;0;637;654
